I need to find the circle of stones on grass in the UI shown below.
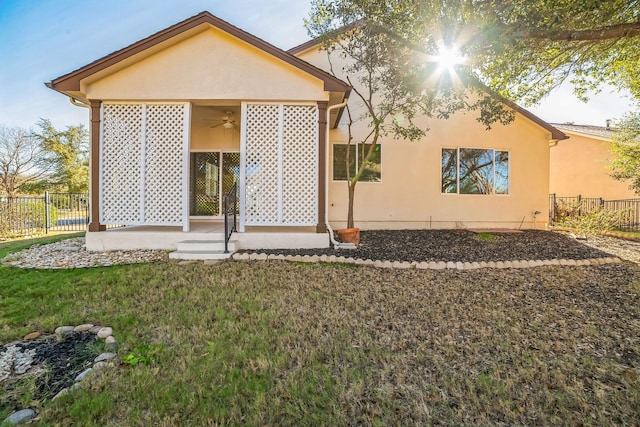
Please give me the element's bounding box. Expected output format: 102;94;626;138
1;323;118;425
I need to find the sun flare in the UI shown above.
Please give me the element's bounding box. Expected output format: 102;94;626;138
433;45;466;72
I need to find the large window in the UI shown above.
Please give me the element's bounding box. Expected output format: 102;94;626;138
333;143;381;182
442;148;509;194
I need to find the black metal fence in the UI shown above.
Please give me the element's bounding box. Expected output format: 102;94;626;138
549;193;640;231
0;192;89;238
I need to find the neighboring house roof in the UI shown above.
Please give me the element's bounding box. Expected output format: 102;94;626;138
46;11;351;95
551;123;617;141
289;31;568;142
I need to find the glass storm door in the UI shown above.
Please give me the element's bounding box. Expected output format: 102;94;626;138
190;152;240;216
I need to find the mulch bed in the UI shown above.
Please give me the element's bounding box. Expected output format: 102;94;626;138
1;332;99;414
243;230;613;263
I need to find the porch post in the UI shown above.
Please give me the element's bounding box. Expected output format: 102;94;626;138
88;100;105;232
316;101;328;233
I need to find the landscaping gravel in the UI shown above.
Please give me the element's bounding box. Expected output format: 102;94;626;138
243;230;616;263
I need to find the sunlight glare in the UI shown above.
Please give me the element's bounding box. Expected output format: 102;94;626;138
434;45;466;72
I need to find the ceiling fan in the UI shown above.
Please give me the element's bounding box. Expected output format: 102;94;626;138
209;111;239;130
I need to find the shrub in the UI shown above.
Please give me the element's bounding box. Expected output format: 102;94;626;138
555;206;634;235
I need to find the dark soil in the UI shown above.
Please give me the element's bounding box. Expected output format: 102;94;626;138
1;332;99;414
243;230;613;263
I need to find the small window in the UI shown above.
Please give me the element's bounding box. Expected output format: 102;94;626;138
441;148;509;195
333;143;381;182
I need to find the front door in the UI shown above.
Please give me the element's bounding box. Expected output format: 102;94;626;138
190;152;240;216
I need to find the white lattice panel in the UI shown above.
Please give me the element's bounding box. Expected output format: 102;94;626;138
144;104;184;224
101;104;143;224
245;104;280;225
282;105;318;225
243;104;318;226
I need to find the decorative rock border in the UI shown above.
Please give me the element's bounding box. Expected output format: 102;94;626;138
231;252;623;269
1;323;118;426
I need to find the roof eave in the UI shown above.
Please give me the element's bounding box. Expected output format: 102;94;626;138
511;104;569;141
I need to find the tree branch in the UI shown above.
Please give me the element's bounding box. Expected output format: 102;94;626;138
508;21;640;42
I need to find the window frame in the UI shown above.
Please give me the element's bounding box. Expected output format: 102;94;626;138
441;147;510;195
332;142;382;182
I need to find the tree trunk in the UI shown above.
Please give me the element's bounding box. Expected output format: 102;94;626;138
347;180;356;229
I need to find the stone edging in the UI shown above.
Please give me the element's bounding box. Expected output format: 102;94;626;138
231;252;623;269
1;323;118;426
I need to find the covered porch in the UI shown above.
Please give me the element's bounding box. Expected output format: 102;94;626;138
83;99;332;252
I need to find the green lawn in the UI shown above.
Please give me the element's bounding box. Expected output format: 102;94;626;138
1;235;639;425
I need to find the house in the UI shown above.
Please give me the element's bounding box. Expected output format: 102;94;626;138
549;123;636;200
46;11;566;254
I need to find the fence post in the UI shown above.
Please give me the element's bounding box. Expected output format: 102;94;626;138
551;193;556;223
45;191;51;234
577;194;582;216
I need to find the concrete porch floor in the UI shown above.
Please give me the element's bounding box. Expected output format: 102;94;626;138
86;220;329;251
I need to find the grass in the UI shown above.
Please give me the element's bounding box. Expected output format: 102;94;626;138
476;232;496;241
606;230;640;240
1;235;639;425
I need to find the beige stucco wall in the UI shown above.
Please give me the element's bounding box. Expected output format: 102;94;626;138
326;112;551;230
298;46;552;230
549;132;636;200
83;27;328;102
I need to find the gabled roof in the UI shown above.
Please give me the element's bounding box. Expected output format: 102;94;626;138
551;123;616;141
46;11;350;94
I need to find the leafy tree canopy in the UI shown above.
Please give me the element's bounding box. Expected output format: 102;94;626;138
611;112;640;194
307;0;640;107
33;119;89;193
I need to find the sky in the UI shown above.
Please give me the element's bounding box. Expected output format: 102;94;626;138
0;0;635;131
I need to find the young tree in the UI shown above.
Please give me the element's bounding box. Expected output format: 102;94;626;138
0;125;51;197
610;113;640;195
34;119;89;193
306;0;513;229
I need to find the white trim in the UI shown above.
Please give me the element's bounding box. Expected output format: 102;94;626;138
189;148;240;153
98;105;104;223
243;101;317;106
182;102;192;232
100;101;181;105
139;104;147;224
314;106;320;224
218;152;224;216
277;104;284;224
239;102;247;232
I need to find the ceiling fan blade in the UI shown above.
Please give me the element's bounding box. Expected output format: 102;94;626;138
210;123;224;129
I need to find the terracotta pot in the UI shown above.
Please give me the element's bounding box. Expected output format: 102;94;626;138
336;227;360;244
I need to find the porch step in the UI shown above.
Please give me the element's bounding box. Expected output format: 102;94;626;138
169;239;237;261
176;239;237;252
169;250;233;261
